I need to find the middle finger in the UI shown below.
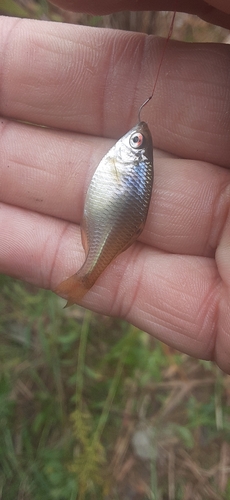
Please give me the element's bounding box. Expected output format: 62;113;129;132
1;118;229;257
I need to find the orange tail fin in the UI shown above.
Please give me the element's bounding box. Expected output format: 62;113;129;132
55;274;89;307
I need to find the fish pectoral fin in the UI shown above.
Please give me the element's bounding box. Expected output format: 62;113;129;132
106;156;121;182
55;273;89;307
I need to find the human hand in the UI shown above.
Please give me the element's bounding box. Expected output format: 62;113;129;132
0;9;230;371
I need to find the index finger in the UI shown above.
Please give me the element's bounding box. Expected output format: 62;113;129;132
0;17;229;167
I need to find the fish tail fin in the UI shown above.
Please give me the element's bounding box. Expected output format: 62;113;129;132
55;274;89;308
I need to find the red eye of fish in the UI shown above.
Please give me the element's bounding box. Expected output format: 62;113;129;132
129;132;144;149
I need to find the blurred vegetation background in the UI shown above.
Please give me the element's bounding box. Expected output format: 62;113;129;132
0;1;230;499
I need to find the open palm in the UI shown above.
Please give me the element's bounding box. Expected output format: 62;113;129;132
0;8;230;372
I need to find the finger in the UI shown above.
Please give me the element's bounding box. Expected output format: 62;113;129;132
0;202;225;370
48;0;230;29
1;18;230;167
1;119;230;257
215;207;230;371
0;203;78;287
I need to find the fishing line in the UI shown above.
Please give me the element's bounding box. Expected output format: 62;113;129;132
138;11;176;122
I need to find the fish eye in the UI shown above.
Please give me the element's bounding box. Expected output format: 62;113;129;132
129;132;144;149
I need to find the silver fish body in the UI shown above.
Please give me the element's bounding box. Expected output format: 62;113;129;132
56;121;153;305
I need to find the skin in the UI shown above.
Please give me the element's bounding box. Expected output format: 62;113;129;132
0;1;230;371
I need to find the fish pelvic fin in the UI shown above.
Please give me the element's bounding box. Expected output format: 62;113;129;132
55;274;89;307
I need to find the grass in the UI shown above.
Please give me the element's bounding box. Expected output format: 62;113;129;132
1;1;230;498
0;276;230;499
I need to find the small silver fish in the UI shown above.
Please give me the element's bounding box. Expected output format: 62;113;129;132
55;121;153;306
